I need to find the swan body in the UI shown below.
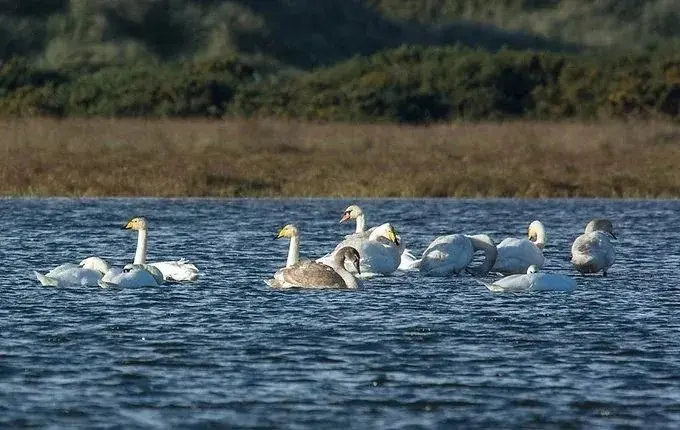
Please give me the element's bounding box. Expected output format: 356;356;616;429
317;222;400;278
266;224;362;289
417;233;498;277
123;217;199;283
492;220;546;275
34;257;110;287
98;264;163;288
571;219;616;276
479;265;576;293
337;204;417;271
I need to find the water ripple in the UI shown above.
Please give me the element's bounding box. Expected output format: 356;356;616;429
1;198;680;428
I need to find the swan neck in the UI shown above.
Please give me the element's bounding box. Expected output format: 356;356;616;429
469;236;498;275
286;234;299;267
336;265;359;289
355;214;366;233
134;228;148;265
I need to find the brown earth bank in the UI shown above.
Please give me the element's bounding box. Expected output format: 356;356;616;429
1;118;679;198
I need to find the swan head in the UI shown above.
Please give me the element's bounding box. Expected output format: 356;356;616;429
369;223;399;246
123;217;148;231
340;205;363;223
527;265;539;274
337;246;361;274
528;220;546;248
79;257;110;274
585;219;616;239
274;224;299;240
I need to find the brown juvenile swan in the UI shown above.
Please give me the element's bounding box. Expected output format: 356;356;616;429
266;224;362;289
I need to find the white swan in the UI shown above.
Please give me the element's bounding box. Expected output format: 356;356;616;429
492;220;546;275
338;204;418;270
416;233;498;277
265;224;362;289
34;256;110;287
317;222;401;278
98;264;163;288
123;217;199;283
478;265;576;293
571;219;616;276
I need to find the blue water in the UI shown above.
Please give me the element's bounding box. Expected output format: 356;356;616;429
1;198;680;429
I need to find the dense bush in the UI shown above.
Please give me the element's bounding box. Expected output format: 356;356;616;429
2;46;680;122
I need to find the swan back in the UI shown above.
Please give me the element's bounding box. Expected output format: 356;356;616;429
419;233;474;276
79;257;110;274
571;230;615;274
272;260;348;289
584;219;616;238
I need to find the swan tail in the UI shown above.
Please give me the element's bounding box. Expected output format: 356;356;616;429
34;271;59;287
473;278;502;292
265;278;284;288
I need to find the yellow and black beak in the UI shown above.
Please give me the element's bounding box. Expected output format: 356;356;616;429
122;221;133;230
387;227;400;246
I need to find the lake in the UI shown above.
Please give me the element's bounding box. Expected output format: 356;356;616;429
1;198;679;429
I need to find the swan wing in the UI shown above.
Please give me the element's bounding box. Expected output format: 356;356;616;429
493;238;545;274
36;267;103;287
419;234;473;277
149;259;199;283
398;248;420;271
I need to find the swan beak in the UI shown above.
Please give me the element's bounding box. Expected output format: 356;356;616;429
339;212;351;223
356;263;361;275
610;232;617;240
122;222;132;230
386;228;399;246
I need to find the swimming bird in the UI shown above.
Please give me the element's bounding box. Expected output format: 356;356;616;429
492;220;546;275
317;222;401;277
478;265;577;292
337;204;418;270
123;217;199;283
416;233;498;277
34;256;110;287
265;224;361;289
571;219;616;276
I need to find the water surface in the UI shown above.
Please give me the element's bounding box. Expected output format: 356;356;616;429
1;198;679;429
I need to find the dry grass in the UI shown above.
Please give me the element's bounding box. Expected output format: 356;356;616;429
1;118;680;197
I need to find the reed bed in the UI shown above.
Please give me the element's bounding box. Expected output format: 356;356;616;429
1;118;679;197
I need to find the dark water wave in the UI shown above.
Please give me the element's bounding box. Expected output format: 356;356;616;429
1;198;680;429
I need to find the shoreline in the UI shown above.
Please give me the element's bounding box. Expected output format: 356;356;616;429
2;118;679;198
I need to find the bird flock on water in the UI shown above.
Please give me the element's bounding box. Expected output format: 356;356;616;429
265;205;615;293
34;205;616;293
